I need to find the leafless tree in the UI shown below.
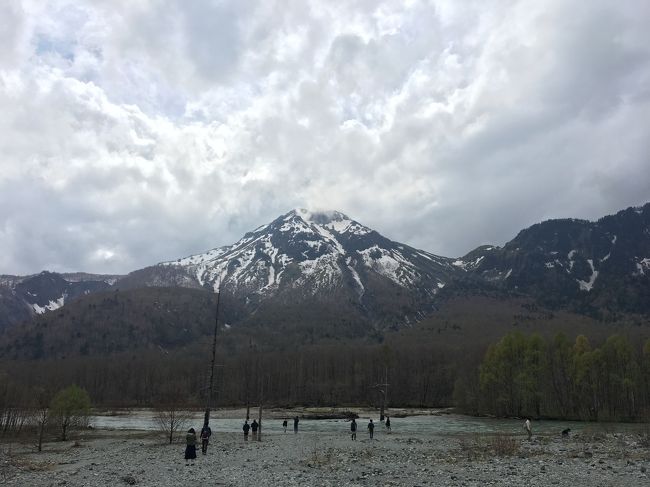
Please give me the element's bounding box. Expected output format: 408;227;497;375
154;386;193;444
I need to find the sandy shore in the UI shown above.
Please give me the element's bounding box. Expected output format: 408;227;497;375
2;426;649;486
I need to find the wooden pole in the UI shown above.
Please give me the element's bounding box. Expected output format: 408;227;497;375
204;285;221;428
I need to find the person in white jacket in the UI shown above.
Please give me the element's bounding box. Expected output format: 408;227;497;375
523;419;532;439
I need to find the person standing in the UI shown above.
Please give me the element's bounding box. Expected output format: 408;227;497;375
350;418;357;441
251;419;259;440
243;420;250;441
282;419;288;433
200;424;212;455
385;416;391;433
524;419;532;439
185;428;197;466
293;416;299;434
368;419;374;439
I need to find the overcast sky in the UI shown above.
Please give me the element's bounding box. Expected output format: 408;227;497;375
1;0;649;275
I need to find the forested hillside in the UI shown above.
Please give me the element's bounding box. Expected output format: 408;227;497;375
1;286;648;421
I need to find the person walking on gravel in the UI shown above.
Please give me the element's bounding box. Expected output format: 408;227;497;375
185;428;197;466
350;418;357;440
294;416;299;434
524;418;532;439
283;419;288;433
368;419;374;439
243;420;250;441
385;416;391;433
251;419;259;440
200;424;212;455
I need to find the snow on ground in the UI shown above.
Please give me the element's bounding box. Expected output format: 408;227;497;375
31;296;65;314
567;250;577;270
635;258;650;276
577;259;599;291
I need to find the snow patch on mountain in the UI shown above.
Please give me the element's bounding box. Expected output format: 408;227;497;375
634;258;650;276
453;255;484;270
568;250;577;270
31;296;65;314
577;259;599;291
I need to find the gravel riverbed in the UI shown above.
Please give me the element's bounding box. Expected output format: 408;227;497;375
2;426;649;486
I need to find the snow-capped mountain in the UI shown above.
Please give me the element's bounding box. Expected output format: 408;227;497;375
165;208;454;294
0;271;119;329
2;203;649;332
119;209;460;326
454;203;650;313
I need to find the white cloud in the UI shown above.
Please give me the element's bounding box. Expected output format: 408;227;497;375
0;0;649;274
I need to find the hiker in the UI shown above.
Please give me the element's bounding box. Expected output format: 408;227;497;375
251;419;259;440
368;419;374;439
243;420;250;441
185;428;197;466
524;418;532;439
282;419;288;433
350;418;357;440
385;416;391;433
200;424;212;455
294;416;299;434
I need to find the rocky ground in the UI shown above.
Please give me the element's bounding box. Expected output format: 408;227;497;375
1;426;649;486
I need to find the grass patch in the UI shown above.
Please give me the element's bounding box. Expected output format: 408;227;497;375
457;433;520;460
304;446;335;468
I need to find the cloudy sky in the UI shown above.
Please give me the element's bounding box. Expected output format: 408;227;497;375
1;0;649;275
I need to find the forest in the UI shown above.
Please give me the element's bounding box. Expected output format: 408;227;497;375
1;328;649;440
455;332;650;421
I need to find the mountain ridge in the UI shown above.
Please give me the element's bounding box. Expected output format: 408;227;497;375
1;203;649;330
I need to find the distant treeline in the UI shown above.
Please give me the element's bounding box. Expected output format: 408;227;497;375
1;341;455;411
454;332;650;421
1;332;649;424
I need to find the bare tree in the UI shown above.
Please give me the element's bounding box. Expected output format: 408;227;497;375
33;388;51;452
154;386;192;444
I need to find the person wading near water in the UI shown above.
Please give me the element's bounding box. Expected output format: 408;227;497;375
350;418;357;441
185;428;197;466
368;419;374;439
524;419;532;439
200;424;212;455
282;419;288;433
294;416;299;434
251;419;259;440
385;416;391;433
243;420;250;441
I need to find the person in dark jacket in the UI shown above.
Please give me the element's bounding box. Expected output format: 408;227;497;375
243;420;250;441
251;419;259;440
385;416;391;433
350;418;357;441
200;424;212;455
368;419;374;439
293;416;299;434
282;419;288;433
185;428;197;465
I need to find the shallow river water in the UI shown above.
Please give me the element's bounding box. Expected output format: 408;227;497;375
89;410;647;436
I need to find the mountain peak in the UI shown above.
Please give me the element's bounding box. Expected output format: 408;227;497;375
156;208;454;299
286;208;350;225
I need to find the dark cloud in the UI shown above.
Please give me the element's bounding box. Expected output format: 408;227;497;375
0;0;649;274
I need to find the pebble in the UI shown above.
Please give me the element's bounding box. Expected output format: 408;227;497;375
2;430;648;487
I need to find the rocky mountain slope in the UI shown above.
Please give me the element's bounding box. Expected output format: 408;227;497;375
118;209;461;327
1;204;648;332
454;203;650;314
0;271;119;330
124;209;457;293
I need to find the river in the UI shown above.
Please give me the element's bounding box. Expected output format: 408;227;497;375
89;409;647;436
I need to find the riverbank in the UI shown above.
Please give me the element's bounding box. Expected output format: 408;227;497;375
2;423;648;486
